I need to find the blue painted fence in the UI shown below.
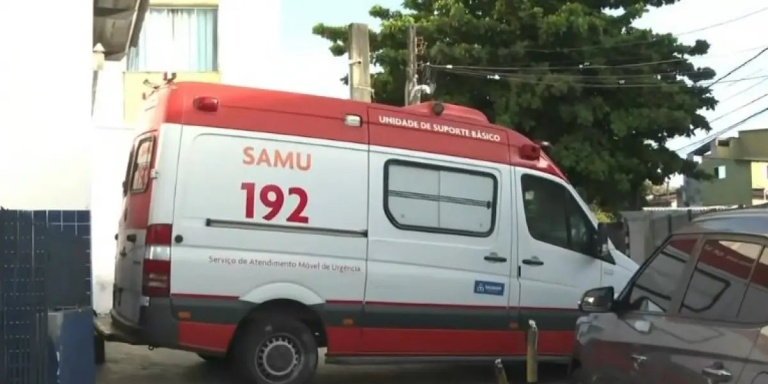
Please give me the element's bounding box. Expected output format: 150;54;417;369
0;209;94;384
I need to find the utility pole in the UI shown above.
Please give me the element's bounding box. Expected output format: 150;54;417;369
348;23;372;102
405;24;418;105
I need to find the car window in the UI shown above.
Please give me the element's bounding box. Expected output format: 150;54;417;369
521;174;596;254
628;237;698;313
679;239;762;320
738;247;768;323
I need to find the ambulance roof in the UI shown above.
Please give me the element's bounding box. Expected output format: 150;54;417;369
145;82;568;181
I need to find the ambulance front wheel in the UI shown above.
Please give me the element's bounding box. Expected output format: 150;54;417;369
234;315;318;384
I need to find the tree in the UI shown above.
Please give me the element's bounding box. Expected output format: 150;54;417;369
312;0;717;211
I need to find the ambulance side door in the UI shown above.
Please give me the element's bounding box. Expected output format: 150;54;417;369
363;149;514;355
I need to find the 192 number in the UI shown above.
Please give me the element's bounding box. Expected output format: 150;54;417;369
240;182;309;224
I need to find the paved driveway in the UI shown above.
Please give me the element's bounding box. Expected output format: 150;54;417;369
97;343;569;383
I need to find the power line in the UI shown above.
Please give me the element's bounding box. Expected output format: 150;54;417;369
667;47;768;153
720;68;766;92
677;7;768;36
709;93;768;125
427;44;768;72
432;64;707;78
673;105;768;153
706;46;768;88
496;44;768;67
718;76;768;103
521;6;768;52
434;67;768;88
430;58;685;71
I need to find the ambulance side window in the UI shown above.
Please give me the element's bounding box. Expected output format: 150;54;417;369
121;146;135;197
521;174;596;254
384;160;498;237
129;137;155;194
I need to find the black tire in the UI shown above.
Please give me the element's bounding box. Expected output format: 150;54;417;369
197;353;227;364
233;316;318;384
94;334;106;365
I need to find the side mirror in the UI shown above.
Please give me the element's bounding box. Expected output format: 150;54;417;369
579;286;614;313
594;222;610;259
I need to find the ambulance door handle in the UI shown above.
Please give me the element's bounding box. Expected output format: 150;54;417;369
484;253;507;263
522;257;544;266
126;234;137;243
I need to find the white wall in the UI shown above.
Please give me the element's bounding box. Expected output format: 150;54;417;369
91;127;136;313
0;1;93;209
93;61;127;127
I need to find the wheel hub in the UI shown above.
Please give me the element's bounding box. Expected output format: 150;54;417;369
256;335;301;380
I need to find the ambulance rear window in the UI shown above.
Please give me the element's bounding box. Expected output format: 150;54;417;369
121;147;135;197
129;136;155;194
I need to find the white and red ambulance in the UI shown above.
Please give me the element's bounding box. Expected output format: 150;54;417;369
95;78;638;384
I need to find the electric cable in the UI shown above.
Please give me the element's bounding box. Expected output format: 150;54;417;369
433;66;768;88
520;6;768;52
673;105;768;153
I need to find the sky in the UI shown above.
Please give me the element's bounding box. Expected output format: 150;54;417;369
273;0;768;184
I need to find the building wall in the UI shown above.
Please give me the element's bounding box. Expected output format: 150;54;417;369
94;0;282;126
738;129;768;160
752;161;768;189
123;72;221;123
699;158;753;206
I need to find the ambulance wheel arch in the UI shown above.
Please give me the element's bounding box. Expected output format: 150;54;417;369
226;299;326;383
233;313;319;384
231;283;329;349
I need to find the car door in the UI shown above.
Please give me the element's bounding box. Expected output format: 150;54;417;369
514;168;605;356
579;235;700;384
653;235;763;384
363;155;515;355
733;247;768;384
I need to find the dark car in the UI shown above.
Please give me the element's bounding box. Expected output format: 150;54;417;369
570;208;768;384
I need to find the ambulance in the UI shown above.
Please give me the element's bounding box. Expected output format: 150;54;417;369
95;78;638;384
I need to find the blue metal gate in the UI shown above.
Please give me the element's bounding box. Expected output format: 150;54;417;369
0;209;93;384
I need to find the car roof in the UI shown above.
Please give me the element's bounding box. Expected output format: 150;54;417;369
676;208;768;238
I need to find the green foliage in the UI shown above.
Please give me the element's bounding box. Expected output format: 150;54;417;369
312;0;717;211
590;203;615;223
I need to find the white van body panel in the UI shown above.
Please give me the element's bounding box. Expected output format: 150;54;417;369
119;121;639;358
148;124;183;226
170;126;368;302
514;167;605;312
365;147;514;306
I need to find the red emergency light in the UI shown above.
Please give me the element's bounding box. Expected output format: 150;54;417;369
193;96;219;112
519;143;541;161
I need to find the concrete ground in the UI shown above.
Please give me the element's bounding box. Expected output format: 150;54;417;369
96;343;570;384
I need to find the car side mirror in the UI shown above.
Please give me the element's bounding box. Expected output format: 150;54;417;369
579;286;614;313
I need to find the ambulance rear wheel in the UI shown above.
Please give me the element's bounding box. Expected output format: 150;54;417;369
235;316;318;384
